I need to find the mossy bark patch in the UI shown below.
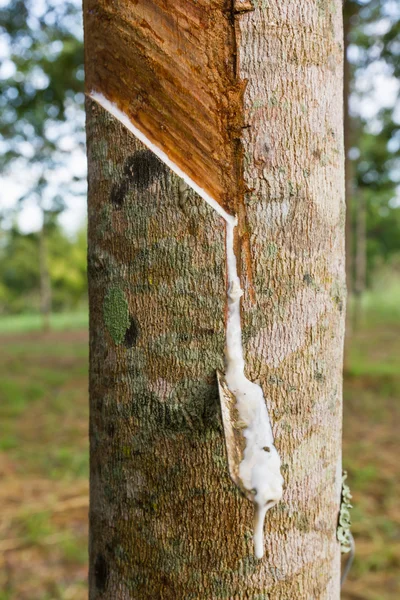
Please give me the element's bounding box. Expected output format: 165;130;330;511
103;287;130;344
110;151;167;208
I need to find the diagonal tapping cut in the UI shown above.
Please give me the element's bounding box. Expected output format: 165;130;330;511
89;93;234;225
90;92;283;559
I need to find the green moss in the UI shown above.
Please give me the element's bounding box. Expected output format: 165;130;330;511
265;242;278;259
239;555;259;575
269;94;278;107
268;375;284;386
303;273;315;287
103;287;130;344
92;139;108;160
250;98;265;112
99;204;112;235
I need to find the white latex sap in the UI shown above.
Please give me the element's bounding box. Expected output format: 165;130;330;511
90;92;283;558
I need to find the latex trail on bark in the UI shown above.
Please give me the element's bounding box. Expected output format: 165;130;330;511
89;93;283;559
224;220;283;558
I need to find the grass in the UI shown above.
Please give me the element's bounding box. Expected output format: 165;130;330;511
0;328;89;600
342;285;400;599
363;278;400;323
0;310;88;334
0;292;399;599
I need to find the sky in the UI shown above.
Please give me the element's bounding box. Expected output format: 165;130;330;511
1;148;87;234
0;0;87;235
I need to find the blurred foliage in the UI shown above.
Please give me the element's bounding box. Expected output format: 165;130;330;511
0;0;84;168
0;222;87;314
0;0;86;317
0;0;85;218
346;0;400;282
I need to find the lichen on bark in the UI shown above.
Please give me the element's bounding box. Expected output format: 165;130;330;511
103;287;130;344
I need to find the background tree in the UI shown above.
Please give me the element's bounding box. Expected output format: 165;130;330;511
344;0;400;328
0;220;87;315
0;0;85;327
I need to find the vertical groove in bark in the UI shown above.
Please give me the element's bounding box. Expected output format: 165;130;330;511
87;2;345;598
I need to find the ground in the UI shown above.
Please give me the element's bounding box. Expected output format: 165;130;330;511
342;320;400;599
0;329;88;600
0;311;399;599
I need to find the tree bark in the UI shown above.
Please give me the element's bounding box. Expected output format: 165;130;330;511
86;2;345;598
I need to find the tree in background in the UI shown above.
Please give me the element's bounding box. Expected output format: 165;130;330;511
0;0;84;171
344;0;400;328
0;0;85;328
0;221;87;315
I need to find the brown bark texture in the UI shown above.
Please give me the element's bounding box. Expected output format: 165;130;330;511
86;1;345;598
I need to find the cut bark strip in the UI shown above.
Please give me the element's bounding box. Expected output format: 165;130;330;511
216;370;248;499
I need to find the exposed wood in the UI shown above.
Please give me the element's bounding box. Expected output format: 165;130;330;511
233;0;254;14
83;0;244;215
216;370;248;500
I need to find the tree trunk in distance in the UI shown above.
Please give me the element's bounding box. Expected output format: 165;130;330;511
353;191;367;330
343;1;355;367
39;221;51;332
86;2;345;598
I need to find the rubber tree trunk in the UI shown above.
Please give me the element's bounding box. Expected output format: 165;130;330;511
86;2;345;598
